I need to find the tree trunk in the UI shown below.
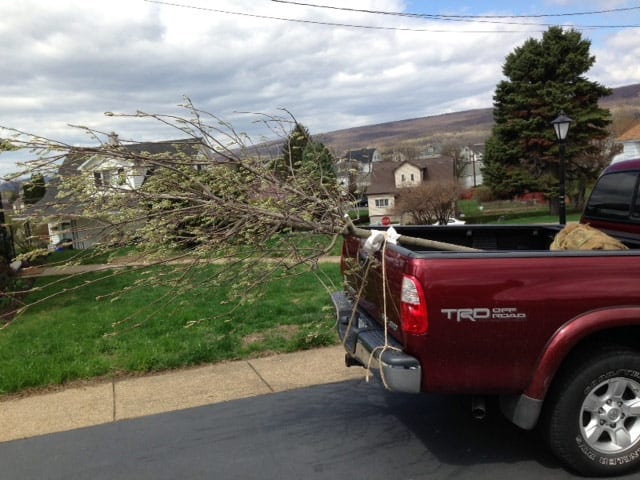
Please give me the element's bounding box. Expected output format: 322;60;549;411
343;216;480;253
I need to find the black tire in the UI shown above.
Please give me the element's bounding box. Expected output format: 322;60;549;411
543;347;640;477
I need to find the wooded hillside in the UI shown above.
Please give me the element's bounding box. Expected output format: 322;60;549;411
317;83;640;155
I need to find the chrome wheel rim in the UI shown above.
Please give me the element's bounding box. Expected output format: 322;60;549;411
580;377;640;454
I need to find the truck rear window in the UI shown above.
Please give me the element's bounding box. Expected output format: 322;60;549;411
584;171;640;220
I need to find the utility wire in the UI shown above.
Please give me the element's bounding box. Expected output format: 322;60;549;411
271;0;640;28
143;0;541;32
144;0;640;32
272;0;640;20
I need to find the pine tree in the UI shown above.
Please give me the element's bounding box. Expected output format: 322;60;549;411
274;122;336;184
483;26;612;202
274;123;312;179
23;173;46;205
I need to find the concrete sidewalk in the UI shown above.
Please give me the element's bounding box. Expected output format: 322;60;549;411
0;346;363;443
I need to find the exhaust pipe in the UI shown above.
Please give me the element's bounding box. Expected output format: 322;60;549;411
472;396;487;420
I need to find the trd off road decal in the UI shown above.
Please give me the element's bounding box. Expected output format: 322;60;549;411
441;307;527;322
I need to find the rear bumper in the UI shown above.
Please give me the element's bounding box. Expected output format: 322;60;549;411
331;291;422;393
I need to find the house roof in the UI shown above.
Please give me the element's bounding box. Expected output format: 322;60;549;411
343;148;378;163
471;143;485;155
422;156;455;181
119;138;202;156
78;138;204;171
366;161;397;195
618;123;640;142
366;157;454;196
24;138;203;218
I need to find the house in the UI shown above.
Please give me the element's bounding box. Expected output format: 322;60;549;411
27;137;204;250
366;156;455;225
612;122;640;164
419;144;439;158
335;147;382;197
459;143;484;188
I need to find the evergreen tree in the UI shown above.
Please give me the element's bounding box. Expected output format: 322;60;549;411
483;26;612;201
274;122;336;184
274;123;312;179
271;122;338;224
301;138;337;186
23;173;46;205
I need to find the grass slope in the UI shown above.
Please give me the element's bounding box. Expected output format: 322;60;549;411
0;264;342;396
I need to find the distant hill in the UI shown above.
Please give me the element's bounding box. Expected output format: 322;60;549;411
317;83;640;156
602;83;640;105
0;181;20;194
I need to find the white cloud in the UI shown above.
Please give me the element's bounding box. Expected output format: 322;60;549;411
591;28;640;86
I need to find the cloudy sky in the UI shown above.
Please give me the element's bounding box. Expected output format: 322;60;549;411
1;0;639;177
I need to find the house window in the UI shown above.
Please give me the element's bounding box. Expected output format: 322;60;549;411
94;168;126;188
375;198;390;208
410;173;415;181
51;222;71;233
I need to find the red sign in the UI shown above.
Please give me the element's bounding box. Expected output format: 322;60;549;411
382;216;391;226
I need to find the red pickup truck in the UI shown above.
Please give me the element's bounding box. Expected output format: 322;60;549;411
333;158;640;477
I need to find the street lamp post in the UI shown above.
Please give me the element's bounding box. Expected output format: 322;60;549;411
551;111;573;225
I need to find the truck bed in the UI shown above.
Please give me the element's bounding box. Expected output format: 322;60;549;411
340;223;640;396
390;224;561;251
359;224;640;254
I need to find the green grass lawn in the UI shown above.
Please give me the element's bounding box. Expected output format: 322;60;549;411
0;263;342;396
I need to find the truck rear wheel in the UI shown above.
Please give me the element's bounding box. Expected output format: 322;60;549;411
544;348;640;476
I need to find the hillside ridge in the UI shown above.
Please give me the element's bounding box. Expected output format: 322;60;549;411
317;83;640;155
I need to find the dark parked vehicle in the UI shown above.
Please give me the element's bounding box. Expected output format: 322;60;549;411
333;159;640;477
582;158;640;243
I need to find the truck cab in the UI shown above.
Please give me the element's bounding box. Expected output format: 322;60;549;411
582;158;640;244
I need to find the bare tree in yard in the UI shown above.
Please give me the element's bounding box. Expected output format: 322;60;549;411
571;137;621;210
0;101;475;325
395;181;460;225
440;142;466;179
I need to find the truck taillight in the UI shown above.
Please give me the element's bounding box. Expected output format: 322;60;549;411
401;274;428;335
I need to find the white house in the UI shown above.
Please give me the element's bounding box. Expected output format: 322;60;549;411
335;147;382;197
459;144;484;188
612;123;640;164
30;137;203;250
